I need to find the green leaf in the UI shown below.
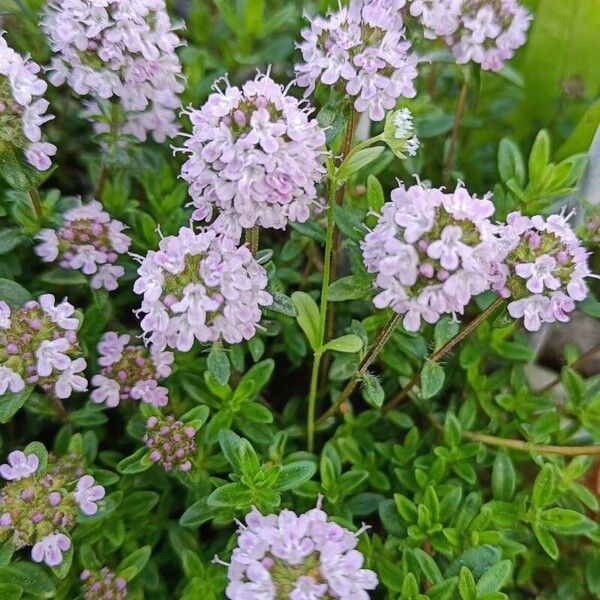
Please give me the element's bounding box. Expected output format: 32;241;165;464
0;228;24;255
274;461;316;491
585;549;600;595
207;482;252;509
0;279;31;306
0;386;33;423
117;448;153;475
328;276;372;302
533;525;559;560
234;359;274;400
179;500;221;528
0;583;23;600
219;430;260;476
528;130;551;184
361;374;385;408
421;361;445;399
39;268;88;286
434;317;460;350
366;175;384;214
491;453;516;501
443;413;462;448
498;138;525;186
458;567;477;600
476;560;512;593
23;442;48;473
0;563;54;596
539;508;596;535
291;291;321;351
117;546;151;581
51;544;72;579
323;334;363;354
337;146;385;179
413;548;444;585
268;291;298;317
556;99;600;159
207;345;230;386
532;463;556;509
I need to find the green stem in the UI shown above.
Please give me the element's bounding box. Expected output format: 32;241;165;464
245;226;260;256
28;188;43;220
96;101;121;199
444;79;469;184
307;175;338;452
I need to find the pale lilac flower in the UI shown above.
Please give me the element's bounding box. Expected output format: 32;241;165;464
495;210;594;331
133;226;272;351
31;532;71;566
143;415;197;472
36;200;131;291
295;0;417;121
39;294;79;330
0;301;10;328
0;33;56;170
129;379;168;407
180;72;326;240
42;0;185;143
0;451;39;481
74;475;105;515
0;367;25;395
54;357;88;399
409;0;463;37
219;499;377;599
362;183;500;331
36;338;71;377
90;375;121;408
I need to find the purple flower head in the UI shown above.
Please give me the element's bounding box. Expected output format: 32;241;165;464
42;0;185;143
295;0;417;121
409;0;532;71
74;475;105;515
133;226;273;351
361;182;500;331
143;415;197;472
0;295;86;401
179;71;326;240
31;532;71;566
218;499;378;599
91;331;173;407
81;567;128;600
495;210;594;331
0;33;56;170
0;451;39;481
36;200;131;291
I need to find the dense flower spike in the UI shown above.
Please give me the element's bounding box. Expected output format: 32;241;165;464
91;331;172;408
383;107;420;159
81;568;128;600
143;415;197;472
42;0;185;142
0;32;56;171
362;182;500;331
493;210;593;331
409;0;531;71
295;0;417;121
0;449;105;566
36;200;131;291
179;72;326;240
219;500;378;599
0;295;86;399
133;226;273;351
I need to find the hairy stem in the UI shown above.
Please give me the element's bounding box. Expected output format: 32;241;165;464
316;312;402;427
95;100;121;199
245;226;260;256
382;297;504;414
28;187;43;220
444;79;469;184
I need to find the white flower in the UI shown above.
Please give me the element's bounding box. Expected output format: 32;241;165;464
0;450;39;481
90;374;121;408
0;301;10;328
39;294;79;330
0;366;24;395
54;357;87;399
35;338;72;377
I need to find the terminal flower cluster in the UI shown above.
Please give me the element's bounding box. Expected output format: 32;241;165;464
143;415;197;472
361;182;499;331
180;72;326;240
0;449;105;567
219;500;378;599
42;0;185;143
0;295;86;400
36;200;131;291
81;567;128;600
91;331;173;408
0;32;56;170
295;0;418;121
133;226;273;351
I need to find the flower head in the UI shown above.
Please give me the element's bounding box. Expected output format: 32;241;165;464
219;500;378;599
495;210;594;331
295;0;417;121
91;331;173;408
0;32;56;170
143;415;197;472
180;72;326;240
361;182;499;331
36;200;131;291
133;226;272;351
81;567;128;600
0;295;86;401
42;0;185;142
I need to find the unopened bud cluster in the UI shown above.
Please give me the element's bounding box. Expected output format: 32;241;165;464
81;567;128;600
143;415;197;472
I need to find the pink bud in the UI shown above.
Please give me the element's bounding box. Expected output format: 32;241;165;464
48;492;62;506
419;263;434;278
80;570;91;581
0;513;12;527
233;110;246;126
180;461;192;472
147;416;158;428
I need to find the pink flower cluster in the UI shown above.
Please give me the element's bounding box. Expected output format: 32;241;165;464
36;200;131;291
295;0;417;121
409;0;531;71
91;331;173;408
144;415;197;472
0;295;86;399
362;183;499;331
180;72;326;241
0;33;56;171
42;0;185;143
0;449;105;567
219;500;378;599
492;210;594;331
81;567;127;600
133;226;273;351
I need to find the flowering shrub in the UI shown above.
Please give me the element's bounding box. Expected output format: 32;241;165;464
0;1;599;598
